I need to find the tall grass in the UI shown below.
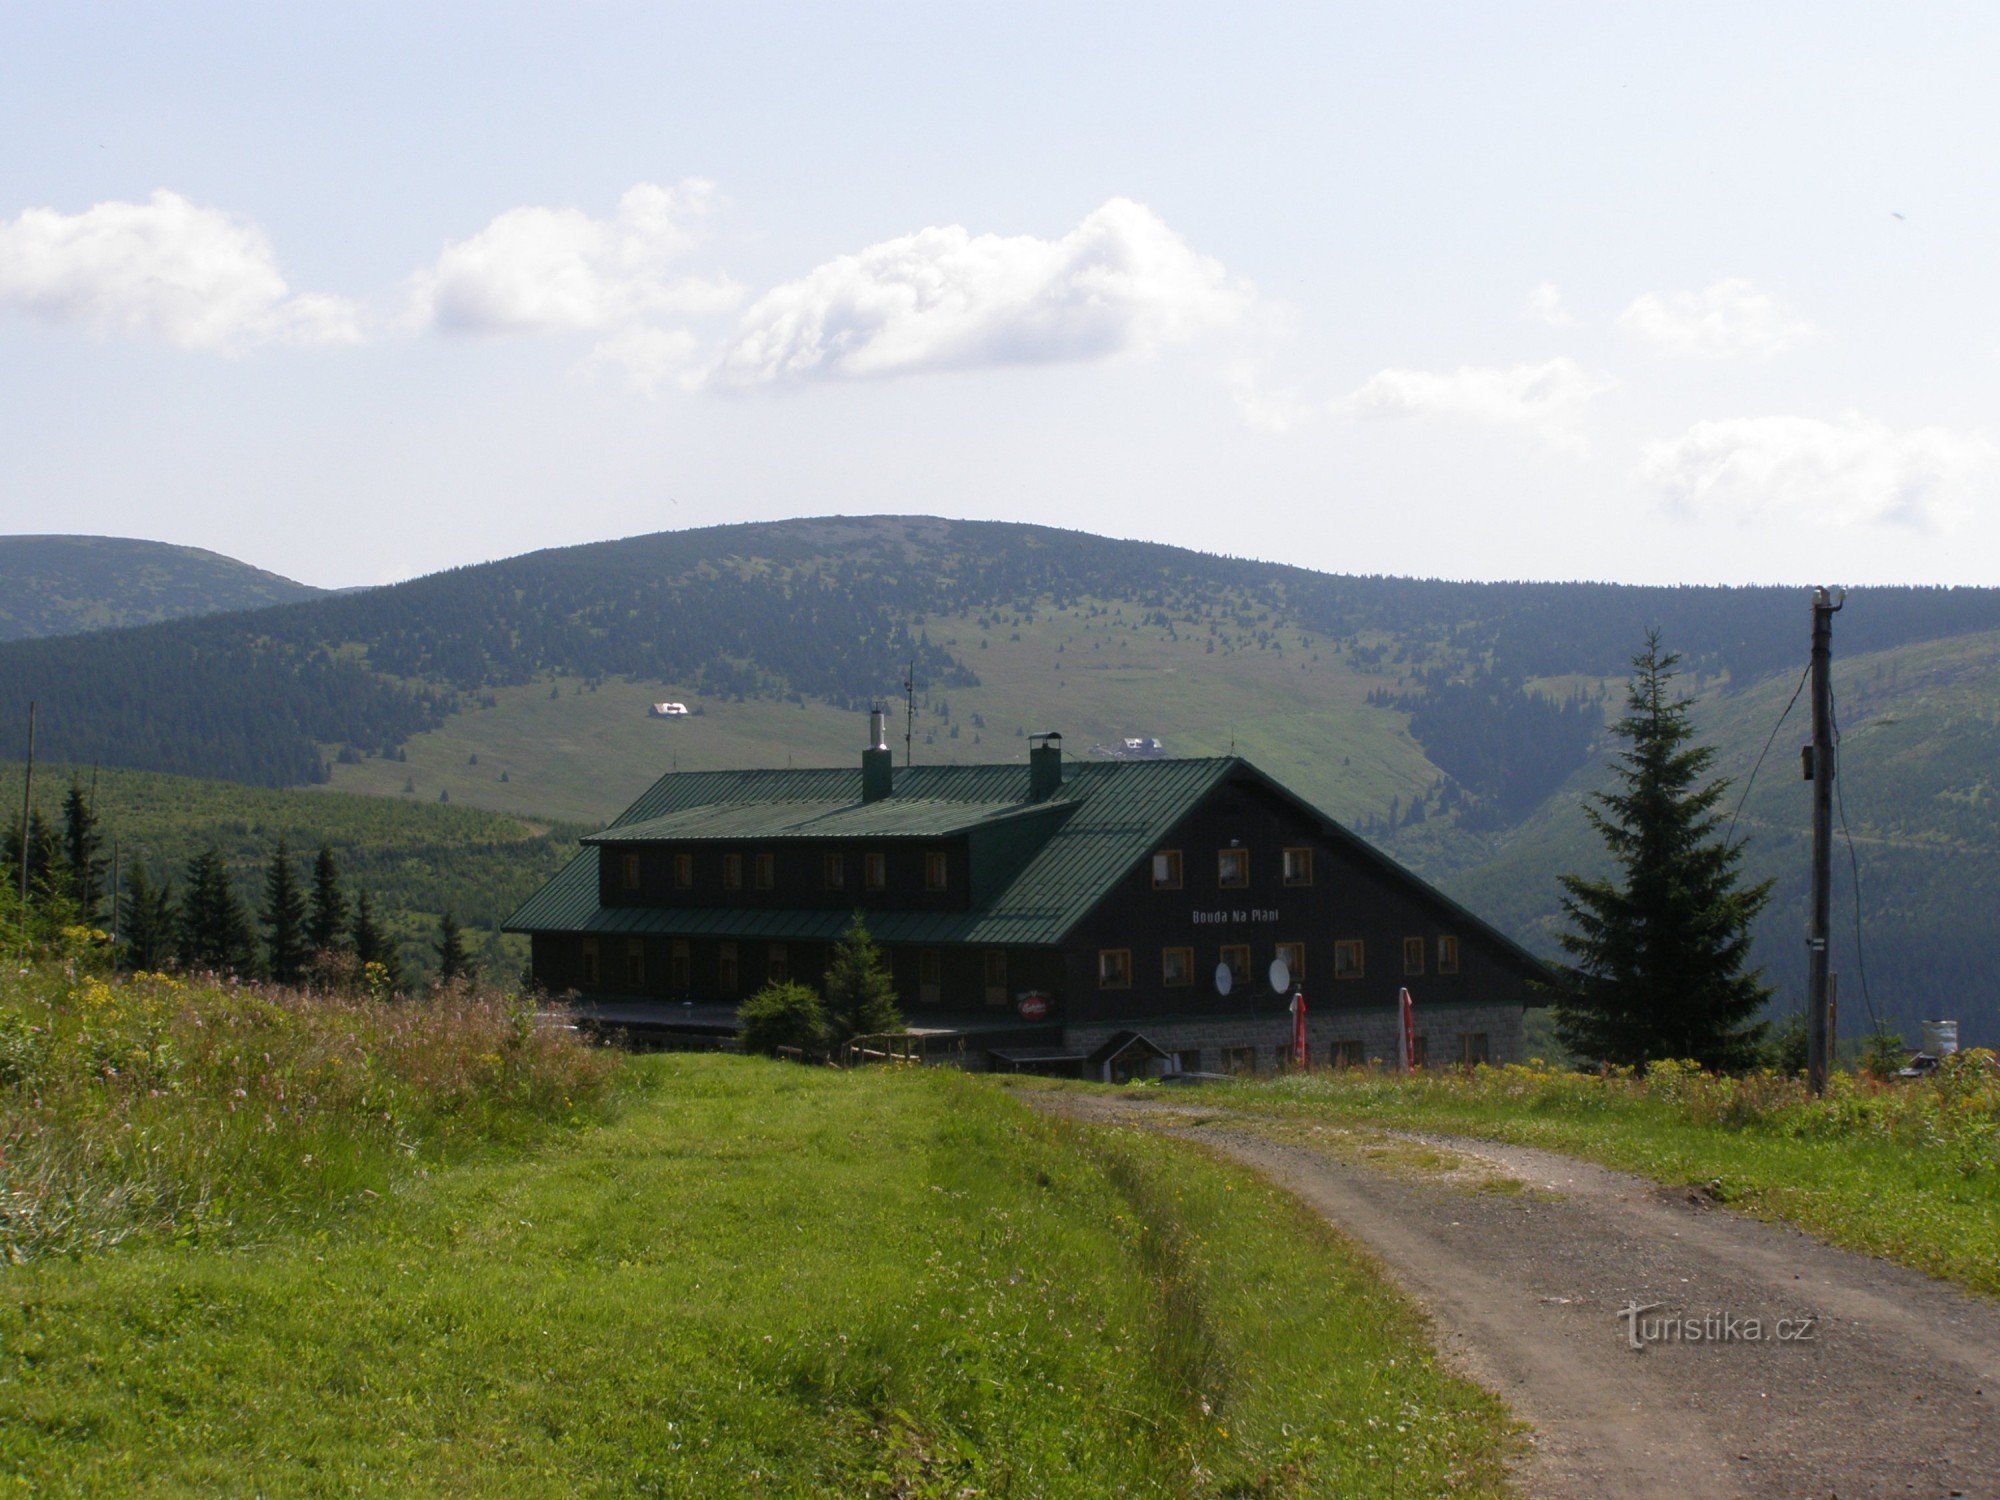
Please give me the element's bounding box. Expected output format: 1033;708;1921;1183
0;964;616;1262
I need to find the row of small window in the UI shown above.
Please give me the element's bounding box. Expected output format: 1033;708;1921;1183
1099;934;1461;988
1214;1032;1489;1073
579;937;787;990
1150;846;1313;890
620;850;949;893
576;937;1004;1002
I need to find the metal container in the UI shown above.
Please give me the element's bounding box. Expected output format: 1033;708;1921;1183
1921;1019;1959;1057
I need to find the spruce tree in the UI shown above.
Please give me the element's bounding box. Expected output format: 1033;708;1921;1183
4;809;64;900
263;837;310;985
177;847;259;977
821;913;902;1043
435;908;475;986
306;843;347;955
60;779;108;925
352;890;402;993
1555;634;1773;1071
119;862;178;973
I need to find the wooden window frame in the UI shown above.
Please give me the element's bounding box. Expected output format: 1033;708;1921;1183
1333;939;1365;980
1332;1039;1365;1069
578;936;599;985
722;852;743;891
1151;850;1183;890
767;944;789;984
754;852;775;890
1403;936;1426;977
821;852;846;890
924;850;949;892
864;851;887;891
670;940;691;989
918;947;942;1005
620;852;642;891
1221;1045;1256;1076
1411;1034;1429;1068
1161;946;1194;987
1437;935;1460;975
673;852;694;891
1219;944;1252;987
717;941;739;993
983;949;1007;1005
1458;1032;1489;1066
1097;948;1132;989
1217;848;1250;889
1276;941;1306;984
625;938;646;988
1282;847;1313;887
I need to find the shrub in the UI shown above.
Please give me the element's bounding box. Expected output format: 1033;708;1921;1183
738;981;828;1058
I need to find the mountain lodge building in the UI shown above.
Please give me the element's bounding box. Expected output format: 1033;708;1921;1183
506;713;1551;1074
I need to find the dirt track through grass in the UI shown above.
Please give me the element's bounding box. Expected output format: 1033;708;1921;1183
1026;1089;2000;1500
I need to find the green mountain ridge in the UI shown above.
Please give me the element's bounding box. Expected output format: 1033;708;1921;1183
0;535;325;641
1;515;1993;1045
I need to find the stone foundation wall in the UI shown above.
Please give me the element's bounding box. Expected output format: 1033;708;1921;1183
1053;1003;1528;1077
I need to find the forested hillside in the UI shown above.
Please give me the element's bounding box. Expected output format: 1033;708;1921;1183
0;535;324;642
1;514;1995;1043
0;762;584;983
3;516;1997;805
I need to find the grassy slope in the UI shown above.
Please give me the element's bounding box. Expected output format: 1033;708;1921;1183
324;601;1436;826
1204;1068;2000;1299
2;1056;1519;1497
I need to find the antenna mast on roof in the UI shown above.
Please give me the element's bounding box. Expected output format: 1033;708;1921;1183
903;659;916;769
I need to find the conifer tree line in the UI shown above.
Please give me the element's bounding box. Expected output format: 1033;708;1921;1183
2;775;483;991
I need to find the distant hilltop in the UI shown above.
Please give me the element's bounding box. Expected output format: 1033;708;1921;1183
0;534;324;642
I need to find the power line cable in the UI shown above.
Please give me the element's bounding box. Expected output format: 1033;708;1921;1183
1727;661;1811;852
1826;678;1883;1036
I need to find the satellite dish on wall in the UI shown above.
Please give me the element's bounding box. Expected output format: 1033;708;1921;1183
1214;962;1233;997
1269;957;1290;993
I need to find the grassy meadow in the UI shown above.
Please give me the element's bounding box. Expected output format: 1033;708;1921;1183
1205;1058;2000;1298
322;598;1443;827
3;1010;1521;1497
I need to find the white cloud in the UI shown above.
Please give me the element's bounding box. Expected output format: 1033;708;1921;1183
1617;278;1817;360
0;190;360;350
410;180;740;336
1524;281;1576;327
586;325;703;396
709;197;1251;388
1225;363;1315;434
1339;357;1613;451
1642;413;1992;528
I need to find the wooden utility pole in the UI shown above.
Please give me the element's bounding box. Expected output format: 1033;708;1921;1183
17;701;34;956
1805;588;1842;1095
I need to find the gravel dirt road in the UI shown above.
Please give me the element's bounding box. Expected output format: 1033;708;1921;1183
1026;1089;2000;1500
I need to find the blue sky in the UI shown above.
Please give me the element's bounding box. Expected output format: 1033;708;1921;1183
3;2;1997;587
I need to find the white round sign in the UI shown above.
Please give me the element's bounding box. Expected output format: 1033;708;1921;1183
1269;958;1291;994
1214;961;1233;997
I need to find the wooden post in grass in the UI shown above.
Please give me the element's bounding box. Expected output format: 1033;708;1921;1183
1806;589;1842;1096
17;701;33;958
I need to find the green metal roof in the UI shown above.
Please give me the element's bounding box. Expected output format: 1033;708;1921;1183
581;796;1065;844
507;757;1235;946
504;754;1556;985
